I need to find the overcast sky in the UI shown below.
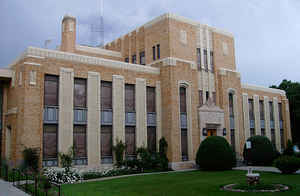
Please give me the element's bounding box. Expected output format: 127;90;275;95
0;0;299;86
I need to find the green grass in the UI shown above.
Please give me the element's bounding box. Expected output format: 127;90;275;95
62;170;300;196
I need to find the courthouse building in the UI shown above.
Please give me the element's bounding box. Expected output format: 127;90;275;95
0;13;291;170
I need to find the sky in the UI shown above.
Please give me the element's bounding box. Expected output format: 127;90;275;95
0;0;299;87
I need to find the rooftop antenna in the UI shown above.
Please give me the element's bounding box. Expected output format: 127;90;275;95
90;0;104;47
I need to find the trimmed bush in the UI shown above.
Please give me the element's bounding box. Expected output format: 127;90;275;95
196;136;236;170
283;140;294;156
274;155;300;174
243;136;276;166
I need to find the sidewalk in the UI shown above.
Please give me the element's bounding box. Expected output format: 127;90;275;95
0;179;30;196
233;166;300;174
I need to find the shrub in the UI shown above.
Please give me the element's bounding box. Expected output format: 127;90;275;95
283;140;294;156
196;136;236;170
158;137;169;171
243;136;276;166
43;168;81;184
58;147;74;171
113;139;126;167
22;147;40;173
274;155;300;174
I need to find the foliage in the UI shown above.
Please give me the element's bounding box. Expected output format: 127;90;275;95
58;147;74;171
283;140;295;156
196;136;236;170
82;167;138;180
38;175;52;191
158;137;169;171
22;147;40;173
243;136;276;166
113;139;126;167
274;155;300;174
271;80;300;144
43;167;81;184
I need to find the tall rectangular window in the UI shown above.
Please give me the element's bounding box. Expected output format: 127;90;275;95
147;127;156;153
125;57;129;63
125;84;135;112
125;126;136;158
101;126;113;163
132;54;137;64
230;129;235;152
269;102;274;121
152;46;156;60
180;87;188;161
210;51;214;73
249;99;254;120
271;129;276;145
43;125;58;165
197;48;201;71
180;87;187;113
278;103;283;120
73;125;87;163
147;87;156;152
229;93;234;117
204;49;208;72
44;75;59;106
140;51;145;65
147;87;156;113
101;81;112;110
259;100;264;120
206;91;209;102
157;44;160;59
74;78;87;108
199;90;203;106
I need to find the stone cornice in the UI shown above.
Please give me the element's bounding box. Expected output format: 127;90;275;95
148;57;196;69
242;84;286;96
10;47;160;75
76;45;122;58
0;68;13;78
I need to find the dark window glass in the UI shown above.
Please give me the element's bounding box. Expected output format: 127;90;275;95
157;44;160;59
210;51;214;73
73;126;87;158
250;128;255;137
125;126;136;156
180;87;187;113
259;100;264;120
197;48;201;71
181;129;188;161
147;127;156;153
230;129;235;152
280;129;284;150
44;75;59;106
271;129;276;145
125;84;135;112
125;57;129;63
199;90;203;106
101;126;113;158
269;102;274;121
43;125;58;159
140;51;145;65
147;87;156;113
206;91;209;101
152;46;156;60
204;49;208;71
229;93;234;117
249;99;254;120
132;54;137;64
278;103;283;120
74;78;87;108
261;129;265;136
101;81;112;110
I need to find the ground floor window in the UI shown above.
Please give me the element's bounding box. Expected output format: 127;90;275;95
101;126;113;164
181;129;188;161
230;129;235;152
271;129;276;146
43;125;58;167
280;129;284;150
147;127;156;153
250;128;255;137
125;126;136;159
73;125;87;165
261;129;265;136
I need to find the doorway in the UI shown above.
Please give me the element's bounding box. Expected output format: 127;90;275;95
207;129;217;136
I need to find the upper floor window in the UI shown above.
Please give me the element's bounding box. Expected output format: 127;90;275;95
259;100;264;120
229;93;234;117
197;48;201;71
199;90;203;106
152;46;156;60
132;54;137;64
204;49;208;72
140;51;145;65
125;84;135;112
125;57;129;63
278;103;283;120
74;78;87;108
180;87;187;113
44;75;59;106
269;102;274;121
157;44;160;59
146;87;156;113
210;51;214;73
206;91;209;101
248;99;254;120
101;81;112;110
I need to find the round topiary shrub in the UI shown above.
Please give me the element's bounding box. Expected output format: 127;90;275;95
196;136;236;170
274;155;300;174
243;136;276;166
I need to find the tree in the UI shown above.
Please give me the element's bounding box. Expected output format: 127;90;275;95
270;79;300;145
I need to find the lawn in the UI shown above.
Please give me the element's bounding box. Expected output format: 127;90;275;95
62;170;300;196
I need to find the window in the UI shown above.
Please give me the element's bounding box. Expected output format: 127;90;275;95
206;91;209;101
140;51;145;65
125;126;136;158
269;102;274;121
147;127;156;153
125;84;135;112
125;57;129;63
278;103;283;120
197;48;201;71
73;125;87;160
152;46;156;60
180;87;187;113
204;49;208;71
101;126;113;163
146;87;156;113
132;54;137;64
259;100;264;120
180;86;188;161
249;99;254;120
250;128;255;137
199;90;203;106
74;78;87;108
210;51;214;73
101;81;112;110
261;129;265;136
229;93;234;117
230;129;235;152
280;129;284;150
157;44;160;59
271;129;276;145
43;125;58;161
44;75;59;106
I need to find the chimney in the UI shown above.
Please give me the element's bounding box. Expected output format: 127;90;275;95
61;14;76;52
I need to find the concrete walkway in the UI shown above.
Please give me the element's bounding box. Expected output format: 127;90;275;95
0;179;30;196
233;166;300;174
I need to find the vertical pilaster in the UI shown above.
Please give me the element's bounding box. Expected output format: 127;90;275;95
254;95;261;135
273;97;281;151
264;96;271;140
233;94;240;155
135;78;147;148
186;84;194;160
87;72;101;167
113;75;125;145
242;93;250;140
282;99;292;142
155;81;162;151
59;68;74;154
